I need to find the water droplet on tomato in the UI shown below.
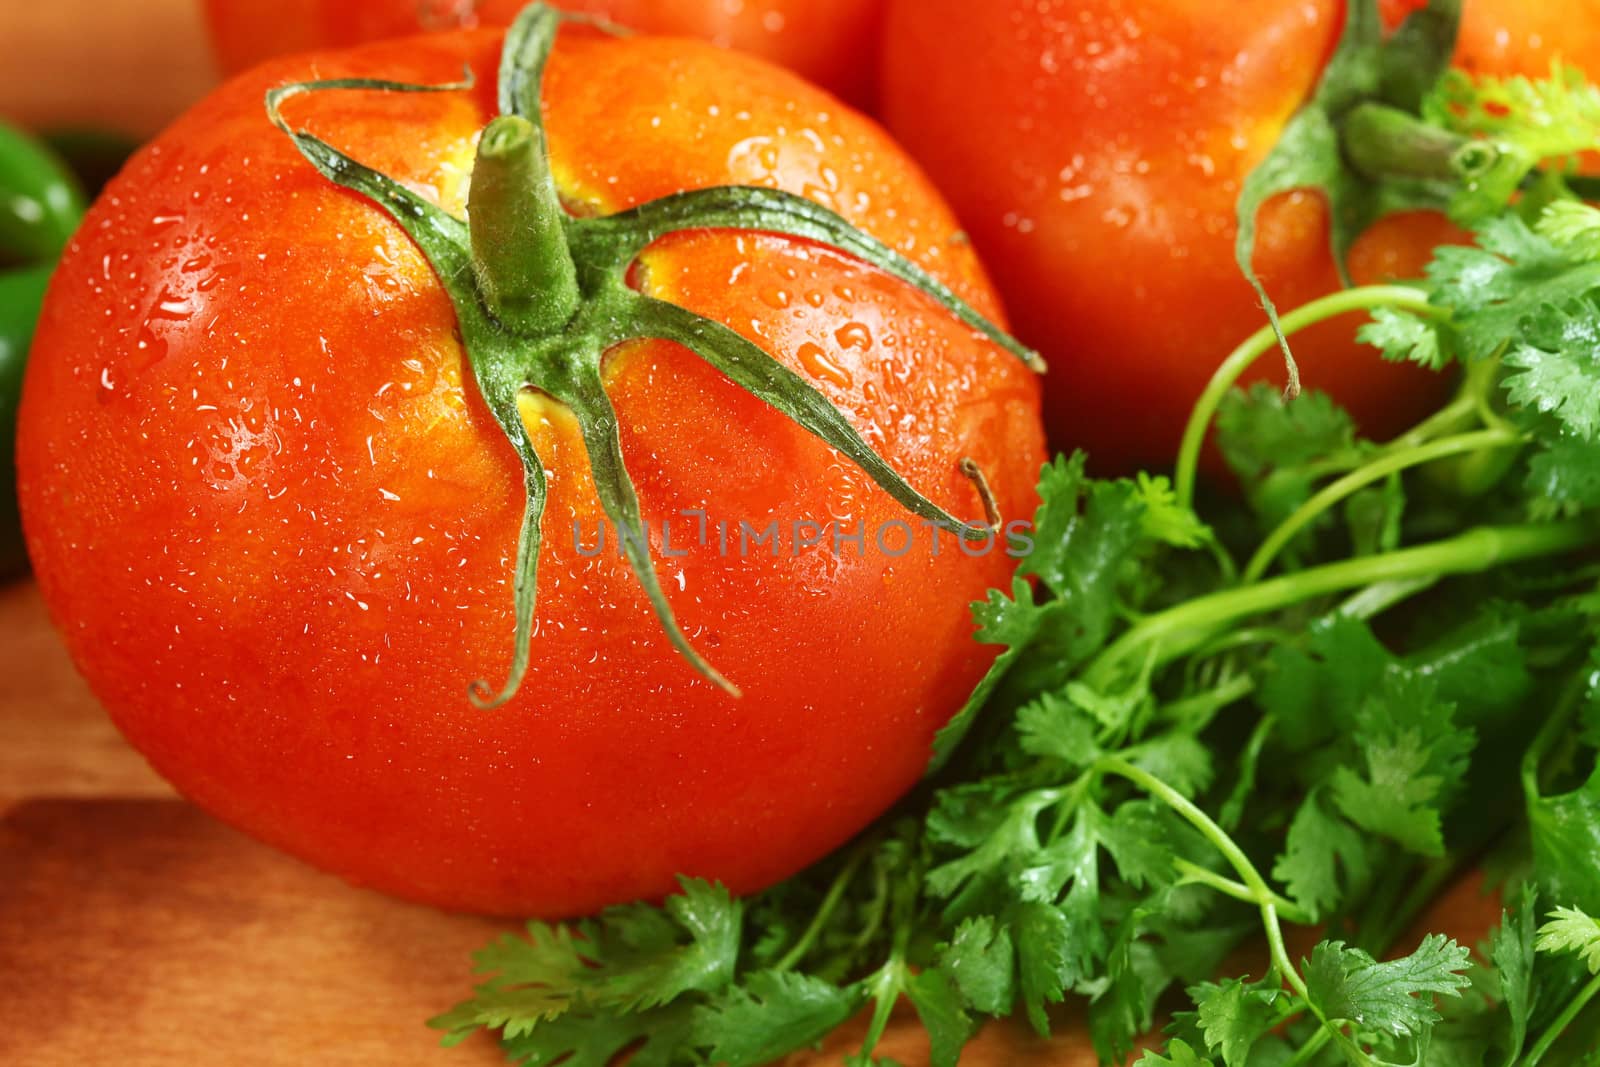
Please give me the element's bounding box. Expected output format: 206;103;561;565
394;357;438;398
197;263;239;292
797;342;852;389
761;288;791;309
727;135;781;177
145;210;185;235
128;323;170;373
834;322;872;352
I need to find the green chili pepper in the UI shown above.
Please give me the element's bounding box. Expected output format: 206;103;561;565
0;121;89;577
0;265;49;575
42;128;139;199
0;122;85;266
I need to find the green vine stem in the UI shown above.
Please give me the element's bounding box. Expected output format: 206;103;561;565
1241;426;1525;583
1086;518;1600;691
1173;284;1438;509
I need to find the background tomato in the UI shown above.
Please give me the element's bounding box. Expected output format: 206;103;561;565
204;0;885;107
880;0;1592;474
1381;0;1600;80
0;0;215;137
17;23;1044;917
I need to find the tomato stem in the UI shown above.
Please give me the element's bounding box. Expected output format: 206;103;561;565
468;115;580;335
1341;102;1479;184
269;2;1041;705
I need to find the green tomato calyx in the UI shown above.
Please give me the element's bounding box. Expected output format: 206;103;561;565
265;2;1041;707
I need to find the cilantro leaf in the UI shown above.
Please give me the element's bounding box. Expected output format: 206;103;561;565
1425;66;1600;221
1274;788;1374;922
1014;900;1079;1035
933;451;1148;772
1303;935;1473;1039
929;577;1061;772
1328;675;1474;856
938;916;1016;1016
1360;305;1448;369
1536;906;1600;974
1218;386;1361;525
1490;894;1539;1066
1526;432;1600;517
498;1004;691;1067
1018;452;1146;640
1134;1038;1215;1066
1134;473;1211;549
1427;210;1600;382
904;966;975;1067
1016;691;1102;767
1188;976;1285;1066
1529;763;1600;914
1503;304;1600;442
431;878;740;1046
691;970;863;1067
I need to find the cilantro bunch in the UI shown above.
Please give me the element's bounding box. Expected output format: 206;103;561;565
433;38;1600;1067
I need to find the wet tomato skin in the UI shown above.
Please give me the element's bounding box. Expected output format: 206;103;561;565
880;0;1580;473
17;28;1044;916
1381;0;1600;80
204;0;886;108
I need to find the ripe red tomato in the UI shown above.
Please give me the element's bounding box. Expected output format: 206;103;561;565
1381;0;1600;80
18;21;1043;916
204;0;885;107
879;0;1566;473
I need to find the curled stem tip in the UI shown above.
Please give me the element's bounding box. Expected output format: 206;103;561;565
959;457;1002;529
468;678;512;710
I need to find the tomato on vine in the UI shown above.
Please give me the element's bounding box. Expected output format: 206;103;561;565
880;0;1600;473
19;6;1044;916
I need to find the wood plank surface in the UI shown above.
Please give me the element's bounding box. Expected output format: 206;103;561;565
0;577;1091;1065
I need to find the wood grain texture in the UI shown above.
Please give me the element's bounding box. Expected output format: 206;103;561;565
0;582;170;807
0;797;509;1066
0;579;1093;1065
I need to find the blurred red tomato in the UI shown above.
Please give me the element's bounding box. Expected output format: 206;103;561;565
203;0;885;106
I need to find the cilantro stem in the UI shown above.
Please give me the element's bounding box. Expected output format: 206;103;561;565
1173;859;1269;907
1521;969;1600;1067
1097;756;1313;996
1241;427;1524;583
1279;1028;1332;1067
856;958;908;1059
1521;671;1588;805
1087;518;1599;691
1360;854;1459;955
1337;575;1438;620
1162;672;1256;732
772;842;872;973
1174;284;1437;510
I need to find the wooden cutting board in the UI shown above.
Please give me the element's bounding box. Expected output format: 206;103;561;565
0;579;1092;1066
